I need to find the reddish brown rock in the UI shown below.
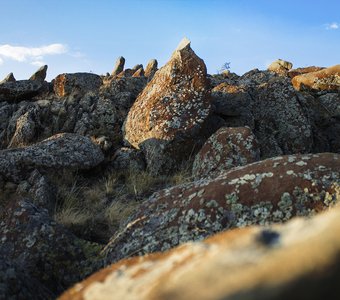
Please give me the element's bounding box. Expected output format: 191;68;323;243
102;153;340;263
267;59;293;75
292;64;340;91
123;38;211;174
132;67;144;77
60;204;340;300
54;73;103;97
288;66;325;78
192;126;260;179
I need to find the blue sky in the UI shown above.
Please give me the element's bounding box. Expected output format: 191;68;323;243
0;0;339;80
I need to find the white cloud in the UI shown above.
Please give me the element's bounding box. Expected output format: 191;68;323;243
325;22;339;30
0;57;3;65
0;43;68;63
31;60;45;67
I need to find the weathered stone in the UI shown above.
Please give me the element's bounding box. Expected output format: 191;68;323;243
60;204;340;300
288;66;325;78
131;64;143;73
0;80;44;101
0;133;104;181
102;153;340;263
117;69;134;78
292;65;340;91
132;67;144;77
54;73;103;97
268;59;293;75
0;198;89;296
111;56;125;76
29;65;48;82
111;147;146;172
0;72;16;84
318;92;340;118
144;59;158;78
192;127;260;179
123;38;211;174
251;77;313;158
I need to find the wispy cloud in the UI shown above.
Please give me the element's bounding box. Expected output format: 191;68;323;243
325;22;339;30
0;57;3;65
0;43;68;65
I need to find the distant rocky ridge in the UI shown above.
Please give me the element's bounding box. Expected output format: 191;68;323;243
0;38;339;299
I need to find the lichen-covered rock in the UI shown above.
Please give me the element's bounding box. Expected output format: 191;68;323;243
318;92;340;118
102;153;340;263
192;127;260;179
292;65;340;91
267;59;293;75
111;56;125;76
29;65;48;82
0;80;44;101
144;59;158;78
288;66;325;78
0;198;89;296
0;133;104;181
8;105;40;148
0;72;16;84
60;203;340;300
123;38;211;174
0;258;54;300
252;77;313;157
54;73;103;97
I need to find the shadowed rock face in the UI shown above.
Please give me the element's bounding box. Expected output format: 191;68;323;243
192;126;260;179
123;38;211;174
101;153;340;264
0;80;44;101
0;198;90;297
292;64;340;91
60;203;340;300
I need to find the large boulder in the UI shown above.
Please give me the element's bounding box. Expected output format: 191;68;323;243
0;133;104;181
102;153;340;263
288;66;325;78
0;80;44;102
60;203;340;300
267;59;293;75
0;198;91;297
54;73;103;97
192;126;260;179
292;64;340;91
123;38;211;174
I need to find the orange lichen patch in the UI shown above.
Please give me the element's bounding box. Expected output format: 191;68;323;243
288;66;325;79
292;64;340;91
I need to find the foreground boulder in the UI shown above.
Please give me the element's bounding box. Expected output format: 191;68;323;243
292;64;340;91
123;38;211;174
54;73;103;97
0;80;44;102
0;133;104;181
102;153;340;263
60;203;340;300
0;198;91;297
192;126;260;179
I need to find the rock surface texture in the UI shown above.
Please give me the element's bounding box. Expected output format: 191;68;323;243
192;126;260;179
123;38;211;174
60;202;340;300
102;153;340;264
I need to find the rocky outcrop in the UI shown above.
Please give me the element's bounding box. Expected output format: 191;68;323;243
0;72;16;83
145;59;158;78
54;73;103;97
292;64;340;91
123;38;211;174
30;65;48;82
192;126;260;179
0;198;91;297
0;133;104;181
111;56;125;76
102;153;340;263
288;66;325;78
60;203;340;300
0;80;44;101
267;59;293;75
111;147;146;172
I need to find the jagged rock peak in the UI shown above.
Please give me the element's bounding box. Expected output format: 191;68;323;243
175;37;191;51
0;72;16;84
112;56;125;76
29;65;48;82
